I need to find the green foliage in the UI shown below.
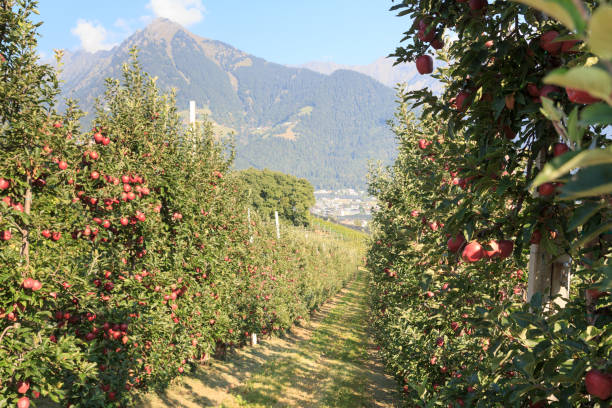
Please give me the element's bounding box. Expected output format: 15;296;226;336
236;168;315;227
367;0;612;404
0;6;361;407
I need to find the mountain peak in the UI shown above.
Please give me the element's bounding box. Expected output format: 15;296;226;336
140;17;187;42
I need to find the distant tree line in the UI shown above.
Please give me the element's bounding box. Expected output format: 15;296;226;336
236;168;315;226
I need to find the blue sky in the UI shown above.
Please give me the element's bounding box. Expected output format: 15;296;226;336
35;0;408;66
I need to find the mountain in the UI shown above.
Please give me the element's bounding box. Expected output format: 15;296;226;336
295;57;442;92
58;18;399;189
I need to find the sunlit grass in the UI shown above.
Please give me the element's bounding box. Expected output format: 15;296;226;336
223;272;377;408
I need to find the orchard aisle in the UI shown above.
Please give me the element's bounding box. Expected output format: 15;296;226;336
142;270;400;408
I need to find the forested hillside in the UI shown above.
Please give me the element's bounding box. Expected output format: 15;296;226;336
58;18;397;189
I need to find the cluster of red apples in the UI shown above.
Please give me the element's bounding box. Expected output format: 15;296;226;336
447;232;514;262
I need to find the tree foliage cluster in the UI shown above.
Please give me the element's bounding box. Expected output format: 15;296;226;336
0;2;360;406
236;168;315;227
367;0;611;406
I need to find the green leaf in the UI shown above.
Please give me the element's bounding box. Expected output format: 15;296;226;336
544;67;612;103
559;164;612;200
540;97;564;121
530;292;543;309
589;5;612;59
567;106;584;147
511;0;586;32
580;103;612;126
572;221;612;252
530;148;612;189
567;201;605;231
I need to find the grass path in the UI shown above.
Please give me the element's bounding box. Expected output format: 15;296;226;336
142;271;400;407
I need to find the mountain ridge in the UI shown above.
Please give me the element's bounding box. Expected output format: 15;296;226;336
58;18;399;189
293;56;442;92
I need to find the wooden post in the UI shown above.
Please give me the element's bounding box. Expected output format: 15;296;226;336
275;210;280;239
527;148;571;308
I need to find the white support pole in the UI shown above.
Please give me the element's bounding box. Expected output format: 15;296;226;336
247;208;253;243
251;332;258;346
275;210;280;239
189;100;196;126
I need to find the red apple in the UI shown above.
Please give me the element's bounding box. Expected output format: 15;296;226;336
586;289;609;300
58;161;68;170
22;278;34;289
42;229;51;238
89;151;99;160
566;88;601;104
552;143;569;157
417;18;430;31
416;55;433;74
93;132;104;143
483;240;500;259
462;241;484;262
436;337;444;347
418;27;436;43
527;83;540;97
540;31;561;54
455;91;471;112
90;171;100;180
1;230;11;241
585;369;612;400
561;39;580;53
0;178;9;190
498;240;514;259
431;38;444;50
502;125;515;140
447;233;466;253
469;0;487;10
17;397;30;408
538;183;556;196
539;85;561;98
31;280;41;291
418;139;430;149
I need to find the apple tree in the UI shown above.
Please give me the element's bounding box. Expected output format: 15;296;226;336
367;0;611;405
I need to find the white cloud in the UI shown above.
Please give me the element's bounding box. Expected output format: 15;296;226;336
147;0;205;27
114;18;131;32
70;19;117;53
